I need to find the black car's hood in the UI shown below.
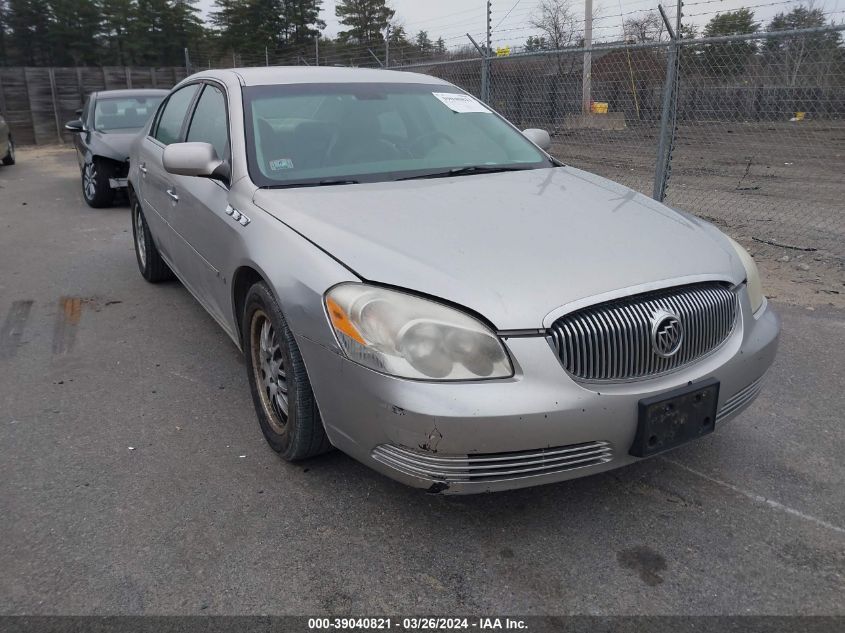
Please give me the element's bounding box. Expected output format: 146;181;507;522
89;131;139;162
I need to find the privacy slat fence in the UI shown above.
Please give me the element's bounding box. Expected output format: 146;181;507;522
0;66;188;145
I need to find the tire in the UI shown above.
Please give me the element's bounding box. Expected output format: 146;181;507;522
131;197;174;283
1;136;14;166
81;158;115;208
243;282;332;461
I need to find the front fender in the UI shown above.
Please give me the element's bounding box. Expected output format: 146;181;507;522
227;192;360;352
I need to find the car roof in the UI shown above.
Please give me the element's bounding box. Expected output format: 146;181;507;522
94;89;170;99
187;66;451;88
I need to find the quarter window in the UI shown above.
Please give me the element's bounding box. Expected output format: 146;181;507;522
154;84;200;145
186;85;229;160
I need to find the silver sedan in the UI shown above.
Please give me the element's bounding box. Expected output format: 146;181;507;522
127;67;779;494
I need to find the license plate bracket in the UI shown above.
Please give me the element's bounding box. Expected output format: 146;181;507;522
630;378;720;458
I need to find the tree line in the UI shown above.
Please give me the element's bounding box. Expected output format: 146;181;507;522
0;0;840;71
0;0;454;68
522;2;842;86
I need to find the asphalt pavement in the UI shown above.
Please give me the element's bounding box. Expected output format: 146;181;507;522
1;146;843;615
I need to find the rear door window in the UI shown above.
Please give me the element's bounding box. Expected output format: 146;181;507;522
185;84;229;161
154;84;200;145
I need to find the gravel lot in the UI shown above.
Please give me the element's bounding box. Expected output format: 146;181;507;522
1;146;844;615
552;120;845;292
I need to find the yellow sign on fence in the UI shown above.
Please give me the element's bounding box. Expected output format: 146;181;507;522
591;102;609;114
496;46;511;57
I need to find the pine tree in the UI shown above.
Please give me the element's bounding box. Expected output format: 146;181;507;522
283;0;325;45
701;9;759;76
414;30;431;56
764;6;841;87
0;0;9;65
335;0;394;45
6;0;52;65
100;0;137;65
46;0;101;65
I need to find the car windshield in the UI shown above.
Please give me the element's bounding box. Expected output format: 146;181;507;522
94;96;164;132
243;83;553;187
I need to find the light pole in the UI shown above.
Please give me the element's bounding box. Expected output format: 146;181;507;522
582;0;592;114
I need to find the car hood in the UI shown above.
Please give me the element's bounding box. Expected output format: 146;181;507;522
90;131;138;161
253;166;743;329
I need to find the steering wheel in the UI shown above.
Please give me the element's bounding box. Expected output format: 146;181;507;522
409;131;456;157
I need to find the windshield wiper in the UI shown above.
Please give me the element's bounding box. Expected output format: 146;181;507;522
269;178;360;189
397;165;531;181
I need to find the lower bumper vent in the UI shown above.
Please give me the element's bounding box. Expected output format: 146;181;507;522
372;441;613;483
716;373;767;422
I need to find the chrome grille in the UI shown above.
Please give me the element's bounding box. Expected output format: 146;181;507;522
549;282;738;382
372;441;613;483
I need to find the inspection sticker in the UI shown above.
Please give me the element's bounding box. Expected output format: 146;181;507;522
432;92;491;114
269;158;294;171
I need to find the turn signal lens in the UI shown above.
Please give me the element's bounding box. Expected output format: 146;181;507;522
727;236;765;314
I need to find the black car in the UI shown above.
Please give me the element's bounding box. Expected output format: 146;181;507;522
0;109;14;166
65;89;167;207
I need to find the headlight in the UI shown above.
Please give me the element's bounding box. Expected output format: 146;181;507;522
325;283;513;380
727;236;764;313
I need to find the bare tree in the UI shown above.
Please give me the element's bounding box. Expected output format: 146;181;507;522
530;0;580;52
529;0;586;123
623;11;667;44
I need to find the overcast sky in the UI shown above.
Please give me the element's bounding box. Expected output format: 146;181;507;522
196;0;843;48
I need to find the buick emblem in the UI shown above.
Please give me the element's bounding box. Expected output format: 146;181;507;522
651;309;684;358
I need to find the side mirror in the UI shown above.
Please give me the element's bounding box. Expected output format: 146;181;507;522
522;128;552;151
65;119;84;132
163;142;229;183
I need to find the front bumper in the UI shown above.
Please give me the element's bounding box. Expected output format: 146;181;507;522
299;297;780;494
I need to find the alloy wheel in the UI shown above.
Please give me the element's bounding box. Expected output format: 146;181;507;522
83;163;97;200
134;205;147;269
250;309;289;434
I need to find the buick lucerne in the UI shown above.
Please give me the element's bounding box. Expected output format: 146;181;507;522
127;67;779;493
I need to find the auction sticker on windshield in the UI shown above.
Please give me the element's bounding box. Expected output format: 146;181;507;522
432;92;491;114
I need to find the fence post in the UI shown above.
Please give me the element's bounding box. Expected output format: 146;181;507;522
652;3;681;202
466;33;490;102
483;0;492;103
47;67;63;144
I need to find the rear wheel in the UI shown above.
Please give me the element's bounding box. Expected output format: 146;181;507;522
1;136;14;166
131;197;173;283
81;159;115;208
243;282;332;461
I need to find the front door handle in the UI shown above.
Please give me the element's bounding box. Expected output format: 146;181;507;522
166;188;179;203
139;162;148;175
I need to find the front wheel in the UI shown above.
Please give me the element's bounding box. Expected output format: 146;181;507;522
81;159;115;208
131;198;173;283
1;136;14;166
243;282;332;461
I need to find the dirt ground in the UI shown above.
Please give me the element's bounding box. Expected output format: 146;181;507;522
551;119;845;309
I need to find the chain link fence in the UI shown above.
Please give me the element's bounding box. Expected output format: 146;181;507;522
395;26;845;276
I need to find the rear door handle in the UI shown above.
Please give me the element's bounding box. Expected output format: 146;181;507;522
139;162;147;175
166;188;179;203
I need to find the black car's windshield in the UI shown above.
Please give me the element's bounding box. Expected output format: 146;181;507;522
94;96;164;132
243;83;553;187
